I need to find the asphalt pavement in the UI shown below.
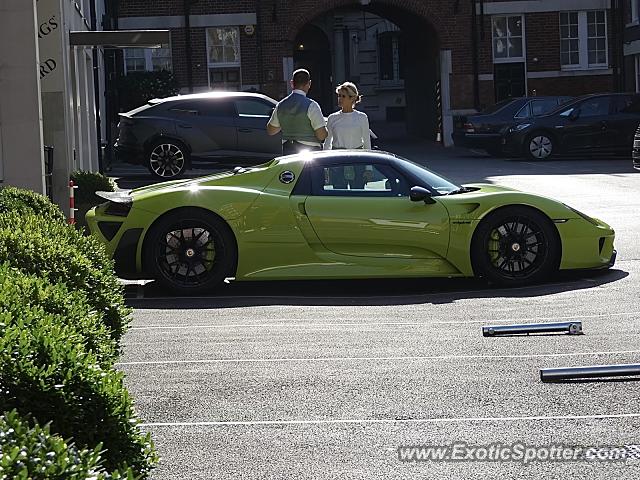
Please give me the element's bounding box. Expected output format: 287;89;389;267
112;142;640;479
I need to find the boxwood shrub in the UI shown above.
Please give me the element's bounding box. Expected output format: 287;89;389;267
0;263;117;366
71;170;116;205
0;212;130;344
0;186;64;222
0;312;157;475
0;410;135;479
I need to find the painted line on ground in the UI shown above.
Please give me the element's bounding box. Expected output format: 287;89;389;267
128;311;640;331
139;412;640;428
116;349;640;366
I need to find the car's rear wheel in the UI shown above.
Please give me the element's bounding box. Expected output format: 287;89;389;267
471;206;559;286
145;210;236;294
147;140;189;179
525;132;555;160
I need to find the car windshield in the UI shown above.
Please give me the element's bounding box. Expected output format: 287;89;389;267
399;157;460;194
481;99;516;115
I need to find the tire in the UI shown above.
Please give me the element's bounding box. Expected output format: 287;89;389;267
525;132;555;161
471;206;560;286
144;209;237;294
147;139;189;179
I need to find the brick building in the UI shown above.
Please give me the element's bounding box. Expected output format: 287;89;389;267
114;0;628;145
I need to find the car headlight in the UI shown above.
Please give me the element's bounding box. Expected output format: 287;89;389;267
564;204;599;226
509;123;531;133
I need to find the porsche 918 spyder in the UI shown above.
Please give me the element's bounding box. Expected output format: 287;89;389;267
87;150;616;293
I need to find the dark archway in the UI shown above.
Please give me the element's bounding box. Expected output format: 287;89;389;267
293;24;333;114
290;2;440;140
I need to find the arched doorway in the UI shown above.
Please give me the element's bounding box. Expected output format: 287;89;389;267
293;24;333;114
291;3;440;141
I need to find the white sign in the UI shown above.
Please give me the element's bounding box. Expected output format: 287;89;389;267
37;0;64;92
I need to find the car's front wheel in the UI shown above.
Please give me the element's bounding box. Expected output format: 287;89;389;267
471;206;560;286
147;140;189;179
144;210;237;294
525;132;555;160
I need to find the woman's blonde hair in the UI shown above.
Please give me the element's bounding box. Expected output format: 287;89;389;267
336;82;362;104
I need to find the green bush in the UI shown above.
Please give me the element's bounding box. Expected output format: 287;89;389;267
0;212;130;344
0;263;117;366
71;170;116;205
0;410;135;479
0;186;64;222
117;70;179;112
0;313;157;475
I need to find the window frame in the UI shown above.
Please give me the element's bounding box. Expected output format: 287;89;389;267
123;47;172;74
206;26;242;90
559;10;608;71
491;14;526;64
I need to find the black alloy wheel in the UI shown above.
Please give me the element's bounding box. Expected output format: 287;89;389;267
148;140;188;179
472;207;559;286
145;210;236;294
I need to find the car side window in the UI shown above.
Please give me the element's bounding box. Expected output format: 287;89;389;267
578;97;611;117
530;99;560;116
313;162;409;197
197;100;235;117
514;103;530;119
235;99;274;117
613;95;640;114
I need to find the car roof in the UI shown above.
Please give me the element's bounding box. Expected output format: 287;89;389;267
150;91;276;104
276;149;402;166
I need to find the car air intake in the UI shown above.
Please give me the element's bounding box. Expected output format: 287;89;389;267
105;201;132;217
599;237;605;254
98;221;123;241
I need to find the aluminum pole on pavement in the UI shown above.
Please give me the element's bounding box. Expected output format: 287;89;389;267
540;364;640;382
482;322;582;337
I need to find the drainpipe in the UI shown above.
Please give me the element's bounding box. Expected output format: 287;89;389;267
89;0;103;173
471;0;480;109
184;0;193;92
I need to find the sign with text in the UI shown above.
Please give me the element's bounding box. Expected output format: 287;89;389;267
37;0;63;92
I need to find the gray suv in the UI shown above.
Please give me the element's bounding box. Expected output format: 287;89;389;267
114;92;282;178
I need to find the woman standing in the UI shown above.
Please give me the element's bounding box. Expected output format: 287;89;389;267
324;82;371;150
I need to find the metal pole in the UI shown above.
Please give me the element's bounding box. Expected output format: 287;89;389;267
482;321;582;337
541;364;640;382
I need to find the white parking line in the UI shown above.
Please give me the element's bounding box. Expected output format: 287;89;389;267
128;311;640;331
116;349;640;366
140;412;640;428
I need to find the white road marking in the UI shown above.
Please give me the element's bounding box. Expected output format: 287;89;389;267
116;349;640;366
139;412;640;428
128;311;640;331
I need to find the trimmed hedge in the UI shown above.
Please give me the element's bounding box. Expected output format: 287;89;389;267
71;170;116;205
0;186;64;222
0;410;135;479
0;212;130;344
0;309;156;474
0;263;117;366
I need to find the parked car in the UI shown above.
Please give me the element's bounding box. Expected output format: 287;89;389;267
452;96;572;156
87;150;615;294
633;123;640;170
502;93;640;160
114;92;283;179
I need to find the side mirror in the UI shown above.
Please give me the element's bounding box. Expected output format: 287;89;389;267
569;108;580;121
410;186;436;204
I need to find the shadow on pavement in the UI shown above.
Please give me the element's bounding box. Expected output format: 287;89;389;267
124;268;628;309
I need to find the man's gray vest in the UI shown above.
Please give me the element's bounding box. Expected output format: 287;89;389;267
277;93;319;143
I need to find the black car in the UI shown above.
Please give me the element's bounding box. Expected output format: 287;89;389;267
502;93;640;160
114;92;282;178
452;96;571;156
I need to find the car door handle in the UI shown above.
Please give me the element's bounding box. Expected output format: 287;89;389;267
178;124;192;129
238;128;252;133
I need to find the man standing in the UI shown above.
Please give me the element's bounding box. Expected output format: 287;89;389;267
267;69;328;154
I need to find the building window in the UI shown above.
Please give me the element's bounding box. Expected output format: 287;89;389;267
207;27;241;90
378;32;404;84
632;0;640;24
560;11;607;70
124;48;172;74
492;15;524;62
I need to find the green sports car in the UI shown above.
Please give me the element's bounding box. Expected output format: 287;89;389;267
87;150;616;293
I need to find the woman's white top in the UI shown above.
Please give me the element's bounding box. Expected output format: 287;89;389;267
324;110;372;150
